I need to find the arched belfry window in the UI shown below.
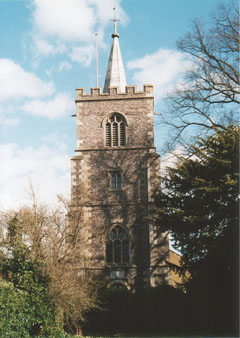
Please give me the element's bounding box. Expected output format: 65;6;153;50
106;225;129;264
105;113;126;147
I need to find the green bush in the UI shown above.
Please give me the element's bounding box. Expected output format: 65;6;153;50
0;244;64;337
83;285;187;336
0;280;31;338
0;278;72;337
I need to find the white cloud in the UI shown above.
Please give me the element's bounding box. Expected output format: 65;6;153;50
69;45;95;67
32;0;127;42
127;49;193;102
0;142;70;210
32;0;95;42
58;61;72;72
32;37;67;57
160;146;185;175
0;59;75;122
0;59;55;102
32;37;55;56
42;132;68;151
0;116;20;127
161;146;199;175
23;93;75;119
90;0;128;29
30;0;128;64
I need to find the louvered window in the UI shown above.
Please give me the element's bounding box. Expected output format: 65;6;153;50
112;123;118;146
105;122;111;146
119;122;125;146
105;113;126;146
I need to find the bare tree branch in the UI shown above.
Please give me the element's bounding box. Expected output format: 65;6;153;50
161;1;239;151
0;191;99;333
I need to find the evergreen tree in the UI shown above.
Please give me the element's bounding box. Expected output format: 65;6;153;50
154;126;239;335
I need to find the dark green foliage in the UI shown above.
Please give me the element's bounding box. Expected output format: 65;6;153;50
0;218;64;337
83;285;187;336
0;202;99;336
0;244;61;337
154;126;239;335
0;279;70;338
0;280;31;338
131;285;187;334
82;286;133;334
83;127;239;337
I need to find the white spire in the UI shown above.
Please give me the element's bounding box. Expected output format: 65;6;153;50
103;7;127;93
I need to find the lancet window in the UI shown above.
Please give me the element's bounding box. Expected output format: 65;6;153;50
105;113;126;147
106;225;129;264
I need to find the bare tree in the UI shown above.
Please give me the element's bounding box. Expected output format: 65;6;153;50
162;1;239;149
0;189;99;335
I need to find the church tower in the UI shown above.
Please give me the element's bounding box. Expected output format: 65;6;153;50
70;15;169;290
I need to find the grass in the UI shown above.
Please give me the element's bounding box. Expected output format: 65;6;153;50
80;336;233;338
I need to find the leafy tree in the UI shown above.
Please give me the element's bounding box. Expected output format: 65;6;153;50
154;126;239;335
0;279;35;338
83;285;187;336
162;1;239;147
0;245;58;337
0;193;99;336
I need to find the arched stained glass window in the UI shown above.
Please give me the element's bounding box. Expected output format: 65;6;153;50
106;225;129;264
105;113;126;146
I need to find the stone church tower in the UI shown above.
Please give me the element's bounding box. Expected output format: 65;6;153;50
70;18;169;291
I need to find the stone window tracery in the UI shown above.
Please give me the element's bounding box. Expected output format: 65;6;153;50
105;113;126;147
106;225;129;264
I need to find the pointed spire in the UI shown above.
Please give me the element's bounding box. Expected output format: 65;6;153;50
103;7;127;93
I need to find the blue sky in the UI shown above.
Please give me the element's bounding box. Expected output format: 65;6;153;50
0;0;233;209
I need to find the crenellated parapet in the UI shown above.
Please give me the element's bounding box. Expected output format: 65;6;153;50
76;85;153;101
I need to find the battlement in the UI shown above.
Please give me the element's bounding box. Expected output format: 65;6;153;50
76;85;153;101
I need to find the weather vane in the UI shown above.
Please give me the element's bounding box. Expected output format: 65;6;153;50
111;6;120;37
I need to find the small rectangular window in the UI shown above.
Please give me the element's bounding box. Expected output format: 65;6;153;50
111;172;116;189
109;171;122;190
117;173;121;189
